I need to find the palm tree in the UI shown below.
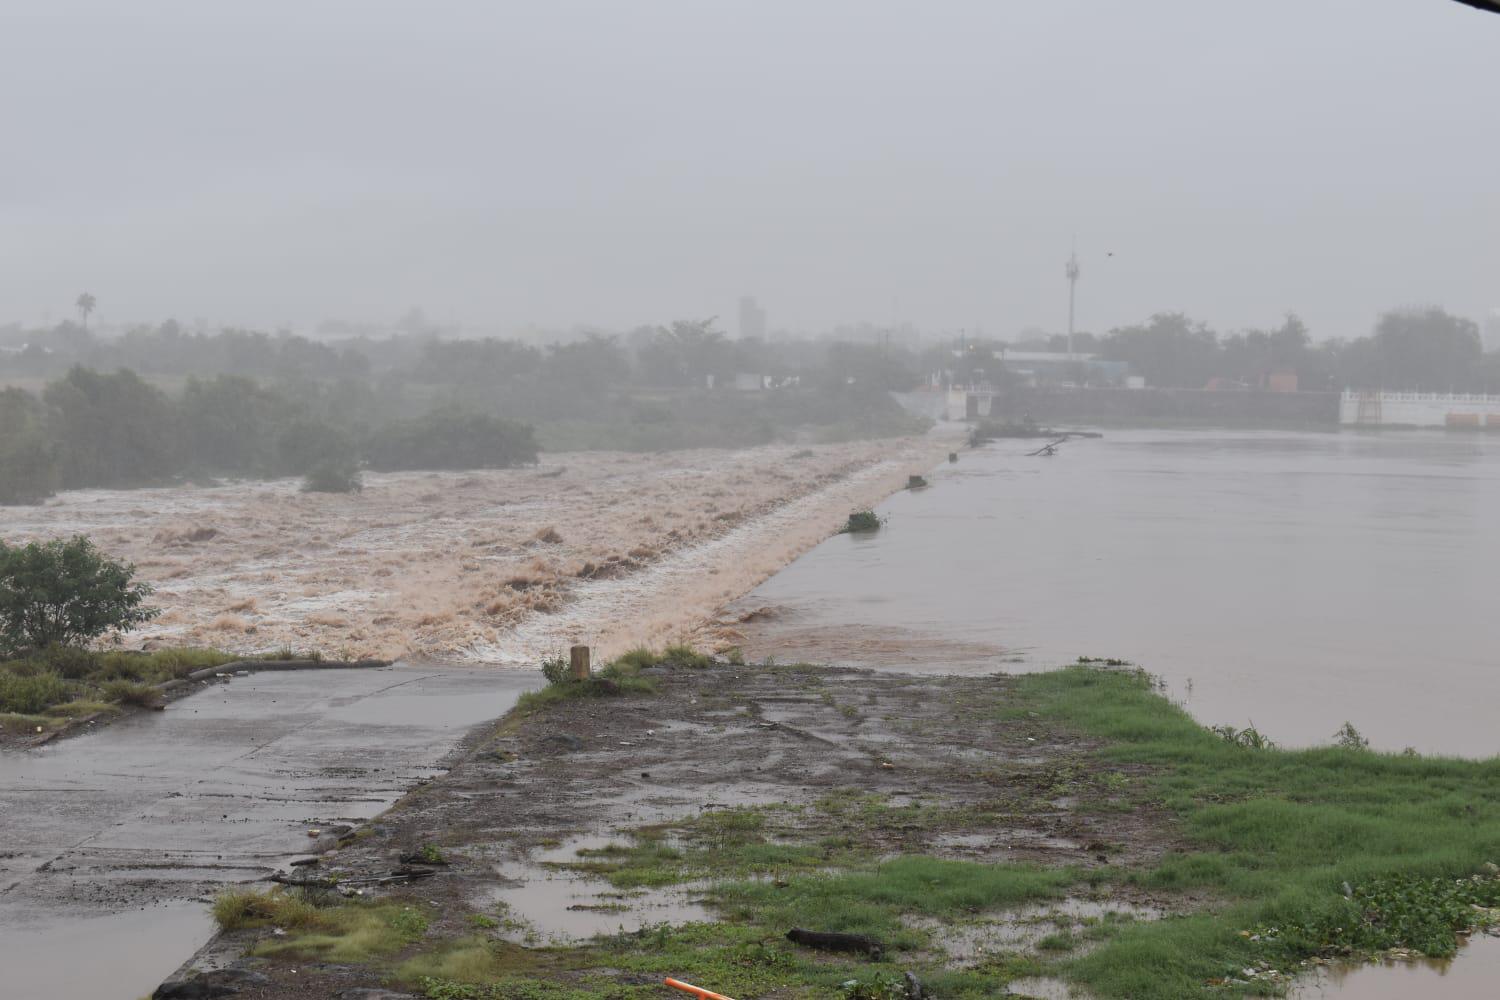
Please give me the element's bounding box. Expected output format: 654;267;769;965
75;293;97;329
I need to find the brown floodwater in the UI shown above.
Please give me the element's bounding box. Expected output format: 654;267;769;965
733;428;1500;757
1292;934;1500;998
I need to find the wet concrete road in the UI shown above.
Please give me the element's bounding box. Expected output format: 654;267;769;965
0;664;536;1000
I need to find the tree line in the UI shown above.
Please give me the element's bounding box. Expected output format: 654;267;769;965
1001;307;1497;392
0;368;538;505
4;305;1495;397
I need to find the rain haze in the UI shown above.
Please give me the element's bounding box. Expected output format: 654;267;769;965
2;0;1497;336
6;4;1500;1000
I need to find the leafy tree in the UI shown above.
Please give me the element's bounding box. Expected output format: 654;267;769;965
178;374;287;475
276;418;357;476
1366;306;1481;391
0;388;59;505
76;292;96;328
365;408;539;471
543;334;629;394
1100;313;1222;388
43;367;177;488
637;319;732;387
413;337;542;385
0;536;159;653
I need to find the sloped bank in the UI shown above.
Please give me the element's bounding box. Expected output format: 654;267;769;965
165;659;1500;1000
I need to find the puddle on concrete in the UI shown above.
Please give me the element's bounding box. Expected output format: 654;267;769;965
487;833;711;943
0;899;214;1000
1291;932;1500;999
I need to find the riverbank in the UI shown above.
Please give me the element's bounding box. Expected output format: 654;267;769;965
0;434;957;664
176;658;1500;1000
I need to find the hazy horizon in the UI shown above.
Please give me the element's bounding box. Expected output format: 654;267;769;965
3;0;1497;341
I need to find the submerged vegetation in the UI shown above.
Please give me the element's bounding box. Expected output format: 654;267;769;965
840;509;885;533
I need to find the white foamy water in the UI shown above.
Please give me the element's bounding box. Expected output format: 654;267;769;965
467;453;929;662
0;435;955;661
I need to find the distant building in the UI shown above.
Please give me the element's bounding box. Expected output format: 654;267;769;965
1485;309;1500;352
738;296;767;340
995;351;1128;387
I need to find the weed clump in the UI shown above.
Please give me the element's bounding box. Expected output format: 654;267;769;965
1333;721;1370;751
100;679;161;708
1209;724;1276;750
840;509;885;534
522;645;717;711
0;671;72;715
211;889;325;932
0;647;235;717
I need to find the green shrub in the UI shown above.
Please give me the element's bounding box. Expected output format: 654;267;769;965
839;509;884;534
101;679;161;707
539;657;571;686
0;536;159;653
0;671;72;714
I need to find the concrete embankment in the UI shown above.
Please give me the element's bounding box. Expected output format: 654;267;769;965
0;662;538;1000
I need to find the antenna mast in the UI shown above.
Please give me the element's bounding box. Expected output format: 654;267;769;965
1065;248;1081;359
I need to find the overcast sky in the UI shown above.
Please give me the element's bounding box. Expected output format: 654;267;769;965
1;0;1496;341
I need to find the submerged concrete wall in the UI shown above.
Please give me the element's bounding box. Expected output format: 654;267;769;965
1339;391;1500;428
982;387;1339;428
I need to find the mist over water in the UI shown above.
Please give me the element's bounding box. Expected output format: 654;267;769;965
735;430;1500;757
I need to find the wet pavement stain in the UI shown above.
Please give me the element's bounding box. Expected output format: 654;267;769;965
0;663;536;1000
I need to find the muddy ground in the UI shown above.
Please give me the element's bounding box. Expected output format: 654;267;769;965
187;663;1190;999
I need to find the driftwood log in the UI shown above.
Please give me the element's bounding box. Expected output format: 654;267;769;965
785;927;883;959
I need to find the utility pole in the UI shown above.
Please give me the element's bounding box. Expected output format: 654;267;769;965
1065;250;1080;359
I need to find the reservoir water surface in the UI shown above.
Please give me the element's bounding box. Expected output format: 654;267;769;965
734;428;1500;758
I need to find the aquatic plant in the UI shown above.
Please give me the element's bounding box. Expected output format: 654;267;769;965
840;509;885;534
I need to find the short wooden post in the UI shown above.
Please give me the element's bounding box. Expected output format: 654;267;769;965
570;645;591;681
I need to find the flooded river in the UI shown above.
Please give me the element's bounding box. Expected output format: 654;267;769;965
0;664;536;1000
730;426;1500;996
734;428;1500;757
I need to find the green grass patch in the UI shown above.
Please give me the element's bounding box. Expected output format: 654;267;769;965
0;670;72;714
0;646;236;715
715;856;1080;947
215;888;434;964
1016;664;1500;998
518;645;717;713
